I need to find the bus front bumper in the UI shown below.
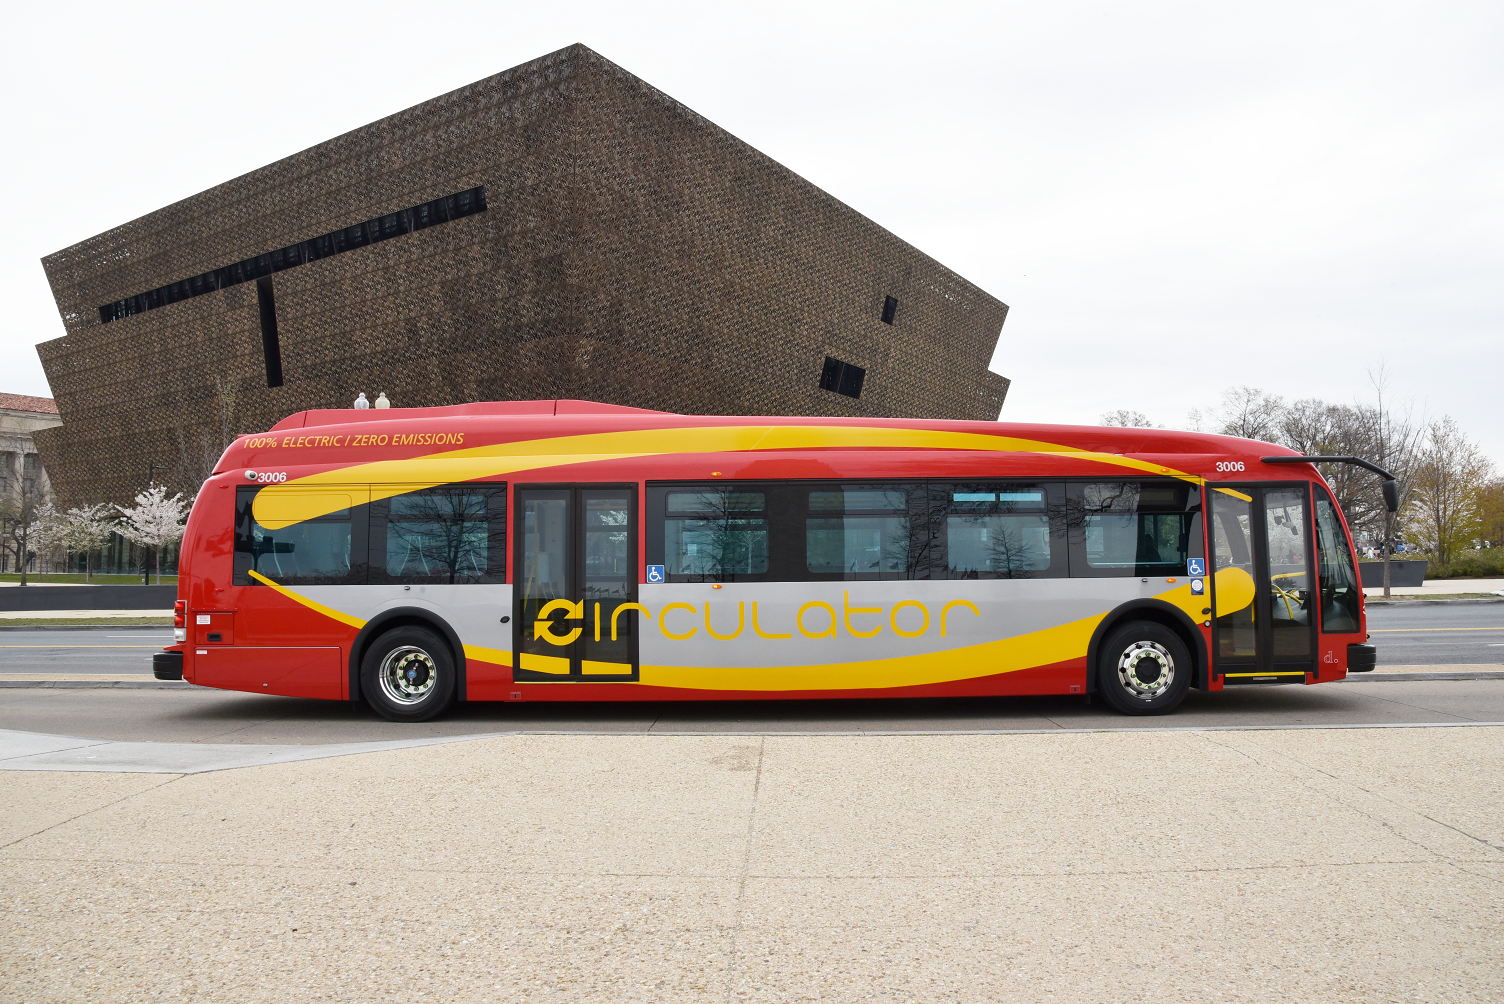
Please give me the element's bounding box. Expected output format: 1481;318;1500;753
1347;643;1377;673
153;652;184;681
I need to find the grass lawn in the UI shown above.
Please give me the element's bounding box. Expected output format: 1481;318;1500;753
0;573;177;585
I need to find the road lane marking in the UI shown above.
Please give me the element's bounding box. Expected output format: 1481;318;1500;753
1369;627;1504;632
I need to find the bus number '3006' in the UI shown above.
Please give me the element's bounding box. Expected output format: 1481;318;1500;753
244;470;288;483
1215;461;1246;472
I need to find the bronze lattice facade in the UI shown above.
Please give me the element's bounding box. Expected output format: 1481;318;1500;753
37;44;1009;506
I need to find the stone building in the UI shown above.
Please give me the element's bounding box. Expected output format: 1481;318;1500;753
37;43;1010;506
0;393;60;574
0;393;59;500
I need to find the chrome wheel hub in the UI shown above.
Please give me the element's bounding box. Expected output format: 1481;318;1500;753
378;646;437;705
1117;641;1174;700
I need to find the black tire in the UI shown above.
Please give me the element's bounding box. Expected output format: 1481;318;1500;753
361;626;456;722
1096;620;1192;716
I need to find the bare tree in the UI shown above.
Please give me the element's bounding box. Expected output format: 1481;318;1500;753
1099;410;1158;428
1217;386;1286;441
174;375;239;494
1409;416;1493;567
1352;367;1424;596
0;458;47;585
1480;478;1504;549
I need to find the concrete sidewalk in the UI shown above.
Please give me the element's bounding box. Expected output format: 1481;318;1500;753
3;727;1501;1002
1364;577;1504;597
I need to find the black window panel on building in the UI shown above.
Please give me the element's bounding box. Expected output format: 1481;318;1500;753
233;486;369;586
936;483;1068;579
818;357;865;399
881;295;898;324
1064;480;1204;577
368;485;507;585
97;186;487;324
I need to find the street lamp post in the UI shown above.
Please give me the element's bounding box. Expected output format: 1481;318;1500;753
144;463;170;583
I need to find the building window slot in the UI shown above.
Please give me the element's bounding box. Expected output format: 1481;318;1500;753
881;295;898;325
819;356;865;399
97;186;488;324
257;278;283;388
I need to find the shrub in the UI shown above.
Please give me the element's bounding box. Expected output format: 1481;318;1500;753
1427;548;1504;579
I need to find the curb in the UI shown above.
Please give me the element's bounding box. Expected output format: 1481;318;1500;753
0;680;190;689
1365;596;1504;606
1342;672;1504;682
0;624;173;632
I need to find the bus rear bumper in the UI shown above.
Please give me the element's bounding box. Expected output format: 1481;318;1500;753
153;652;184;681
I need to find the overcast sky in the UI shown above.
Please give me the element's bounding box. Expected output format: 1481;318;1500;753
3;1;1499;458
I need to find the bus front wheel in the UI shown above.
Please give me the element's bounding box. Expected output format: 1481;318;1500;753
361;626;456;722
1096;621;1191;716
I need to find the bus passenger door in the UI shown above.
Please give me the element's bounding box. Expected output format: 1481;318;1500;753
514;485;639;682
1209;484;1316;684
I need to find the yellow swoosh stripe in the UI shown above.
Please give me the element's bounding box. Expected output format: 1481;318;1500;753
248;570;366;629
463;644;514;667
253;424;1203;528
640;613;1104;691
250;571;514;668
243;572;1224;693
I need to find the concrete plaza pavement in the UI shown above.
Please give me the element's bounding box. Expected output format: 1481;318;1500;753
4;725;1502;1002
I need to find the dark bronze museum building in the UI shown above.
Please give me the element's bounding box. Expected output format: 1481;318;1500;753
38;44;1010;505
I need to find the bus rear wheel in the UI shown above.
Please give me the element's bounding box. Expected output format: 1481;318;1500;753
1096;621;1191;716
362;626;456;722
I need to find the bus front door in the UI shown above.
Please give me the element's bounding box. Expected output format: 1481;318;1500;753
514;485;639;682
1208;484;1317;684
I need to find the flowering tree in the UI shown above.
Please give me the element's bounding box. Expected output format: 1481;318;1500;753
29;501;66;575
64;504;118;581
117;485;192;584
34;502;117;581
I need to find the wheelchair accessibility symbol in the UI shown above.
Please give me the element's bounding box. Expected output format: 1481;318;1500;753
645;564;665;583
1187;558;1206;577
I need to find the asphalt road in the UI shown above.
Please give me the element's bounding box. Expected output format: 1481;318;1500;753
0;628;168;674
0;677;1500;745
1365;601;1504;664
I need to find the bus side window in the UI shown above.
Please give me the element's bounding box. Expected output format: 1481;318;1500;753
652;486;771;582
802;484;930;580
1065;480;1204;577
936;483;1065;579
232;486;367;586
1313;489;1361;632
368;485;507;585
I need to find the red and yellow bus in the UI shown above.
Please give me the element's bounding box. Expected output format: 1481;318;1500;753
155;399;1385;721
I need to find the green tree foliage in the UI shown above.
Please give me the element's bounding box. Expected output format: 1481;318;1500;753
1407;417;1494;566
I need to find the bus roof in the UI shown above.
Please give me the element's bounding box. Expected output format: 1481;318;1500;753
242;399;1300;461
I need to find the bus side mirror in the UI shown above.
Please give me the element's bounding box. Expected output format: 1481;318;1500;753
1382;479;1399;513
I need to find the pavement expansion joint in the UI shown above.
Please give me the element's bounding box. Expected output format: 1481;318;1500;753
1;721;1502;774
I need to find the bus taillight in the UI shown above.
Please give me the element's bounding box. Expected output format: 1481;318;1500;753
173;600;187;643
